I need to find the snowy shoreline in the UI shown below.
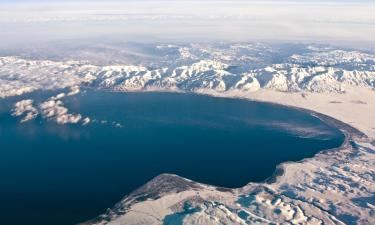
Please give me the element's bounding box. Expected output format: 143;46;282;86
81;89;375;225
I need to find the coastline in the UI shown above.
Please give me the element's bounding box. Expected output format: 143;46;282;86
263;107;364;186
81;88;375;225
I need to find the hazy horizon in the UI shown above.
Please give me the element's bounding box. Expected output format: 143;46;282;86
1;0;375;49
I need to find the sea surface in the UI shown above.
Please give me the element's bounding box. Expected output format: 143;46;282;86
0;91;344;225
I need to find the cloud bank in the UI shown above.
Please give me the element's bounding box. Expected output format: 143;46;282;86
0;1;374;48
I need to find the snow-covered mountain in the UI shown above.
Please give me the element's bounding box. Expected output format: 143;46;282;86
1;43;374;99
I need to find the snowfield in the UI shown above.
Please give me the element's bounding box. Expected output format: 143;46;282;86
0;43;374;224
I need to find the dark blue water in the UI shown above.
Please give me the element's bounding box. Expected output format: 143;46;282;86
0;91;344;225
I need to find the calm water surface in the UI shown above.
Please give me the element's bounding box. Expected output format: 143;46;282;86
0;91;344;225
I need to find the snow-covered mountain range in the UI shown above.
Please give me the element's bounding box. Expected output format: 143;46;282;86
1;43;374;99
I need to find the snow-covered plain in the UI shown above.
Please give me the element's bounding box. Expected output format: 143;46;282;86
1;43;374;224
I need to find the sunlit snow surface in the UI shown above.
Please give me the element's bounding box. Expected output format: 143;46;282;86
1;43;375;98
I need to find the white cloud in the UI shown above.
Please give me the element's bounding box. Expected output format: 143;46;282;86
67;86;80;96
11;93;89;125
39;97;82;125
82;117;91;125
115;123;123;128
50;93;66;100
11;99;38;122
55;113;82;125
0;57;97;99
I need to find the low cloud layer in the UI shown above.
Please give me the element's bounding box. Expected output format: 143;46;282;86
12;99;39;122
12;91;90;126
0;1;374;48
40;99;82;124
